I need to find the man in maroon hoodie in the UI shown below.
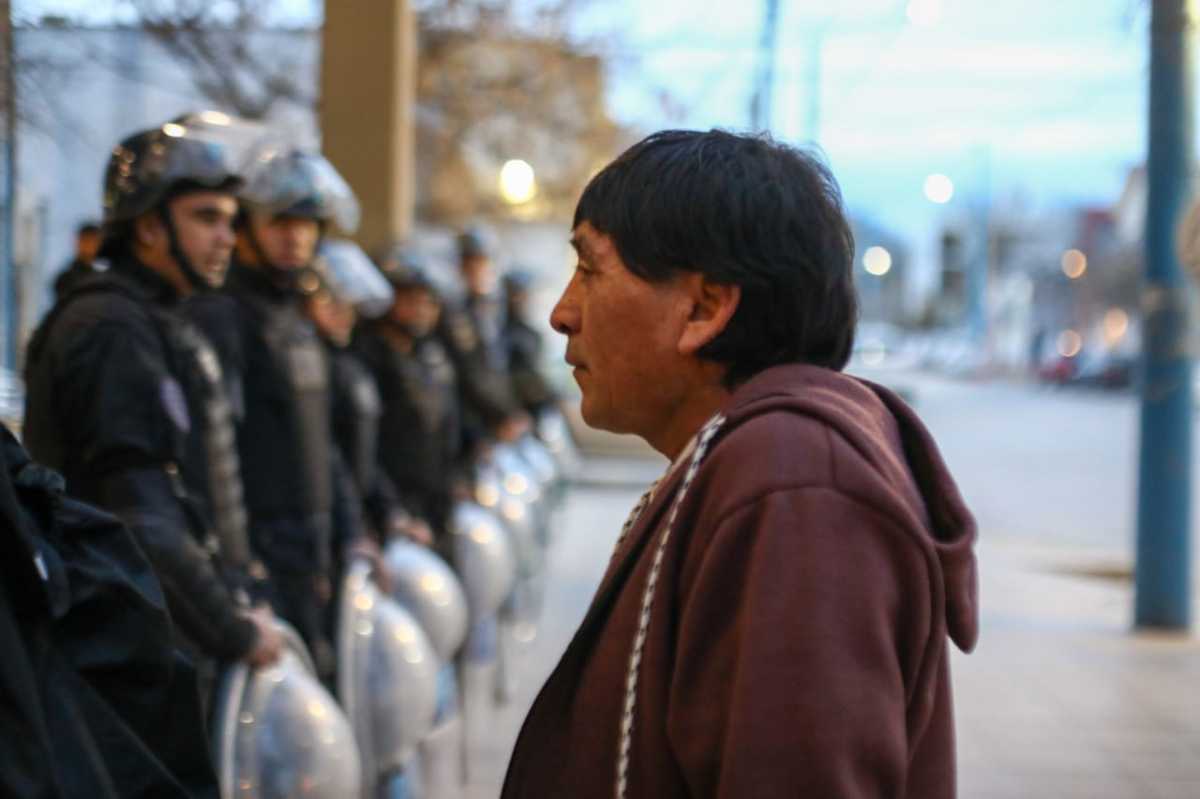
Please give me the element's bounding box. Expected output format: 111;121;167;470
501;130;979;798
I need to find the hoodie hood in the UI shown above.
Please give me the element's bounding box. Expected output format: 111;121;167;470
722;364;979;653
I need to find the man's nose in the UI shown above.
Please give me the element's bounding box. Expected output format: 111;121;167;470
549;283;579;336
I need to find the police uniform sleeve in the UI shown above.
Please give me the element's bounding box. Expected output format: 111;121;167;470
330;448;366;567
362;469;408;543
55;318;258;662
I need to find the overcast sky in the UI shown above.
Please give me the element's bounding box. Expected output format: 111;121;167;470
17;0;1164;239
587;0;1155;237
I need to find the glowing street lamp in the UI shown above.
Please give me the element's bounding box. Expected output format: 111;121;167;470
862;246;893;276
1103;308;1129;346
499;159;537;205
1061;249;1087;279
924;173;955;204
1057;329;1083;358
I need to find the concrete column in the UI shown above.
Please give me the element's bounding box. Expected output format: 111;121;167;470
319;0;416;254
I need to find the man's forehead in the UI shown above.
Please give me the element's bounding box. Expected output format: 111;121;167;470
570;222;610;257
175;191;238;211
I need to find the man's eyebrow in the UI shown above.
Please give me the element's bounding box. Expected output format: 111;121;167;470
569;235;593;260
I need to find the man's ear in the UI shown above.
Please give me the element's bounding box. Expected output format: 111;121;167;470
678;273;740;356
132;211;164;249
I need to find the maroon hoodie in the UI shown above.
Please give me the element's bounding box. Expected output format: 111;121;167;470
502;363;979;798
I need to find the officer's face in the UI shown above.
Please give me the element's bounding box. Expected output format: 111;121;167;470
76;231;101;262
389;286;441;337
552;222;694;437
461;255;496;296
306;291;356;347
165;191;239;288
248;213;321;270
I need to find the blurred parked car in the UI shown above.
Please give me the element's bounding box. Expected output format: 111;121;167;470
1071;352;1136;390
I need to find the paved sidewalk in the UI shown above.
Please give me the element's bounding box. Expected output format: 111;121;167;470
461;472;1200;798
955;540;1200;798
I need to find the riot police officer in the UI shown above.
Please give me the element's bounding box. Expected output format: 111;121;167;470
502;268;560;416
23;117;283;687
441;227;529;452
220;146;360;675
301;240;433;551
356;252;463;547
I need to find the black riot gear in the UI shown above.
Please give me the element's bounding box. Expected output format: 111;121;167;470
23;257;263;698
503;268;559;414
222;265;334;575
356;319;462;541
438;288;522;451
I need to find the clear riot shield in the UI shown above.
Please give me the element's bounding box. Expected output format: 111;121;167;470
381;538;470;662
211;621;362;799
338;559;440;797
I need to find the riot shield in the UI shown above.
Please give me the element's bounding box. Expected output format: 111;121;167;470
337;559;440;796
211;621;362;799
381;538;470;662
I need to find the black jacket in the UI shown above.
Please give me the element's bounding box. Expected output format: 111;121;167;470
23;258;257;661
52;258;95;300
356;325;461;535
439;292;520;450
327;344;409;538
505;313;558;413
220;263;337;577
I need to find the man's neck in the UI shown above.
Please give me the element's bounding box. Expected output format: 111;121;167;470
129;249;192;299
376;322;416;354
645;382;731;461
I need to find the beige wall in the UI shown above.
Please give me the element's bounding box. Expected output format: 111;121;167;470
319;0;416;255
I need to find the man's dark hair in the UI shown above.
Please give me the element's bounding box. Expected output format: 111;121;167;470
77;222;101;237
574;129;858;387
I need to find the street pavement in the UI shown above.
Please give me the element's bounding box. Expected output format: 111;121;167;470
462;373;1200;797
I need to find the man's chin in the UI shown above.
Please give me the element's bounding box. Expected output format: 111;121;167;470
199;267;229;289
578;397;621;434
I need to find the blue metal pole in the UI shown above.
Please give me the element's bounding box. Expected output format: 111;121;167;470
1;0;13;372
1135;0;1193;630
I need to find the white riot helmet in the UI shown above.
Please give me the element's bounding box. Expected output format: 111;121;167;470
382;538;470;661
315;238;395;320
338;559;440;791
211;622;362;799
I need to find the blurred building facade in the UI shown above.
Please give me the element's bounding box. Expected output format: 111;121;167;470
11;19;617;359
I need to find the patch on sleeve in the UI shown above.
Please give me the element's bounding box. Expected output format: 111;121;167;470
160;377;191;433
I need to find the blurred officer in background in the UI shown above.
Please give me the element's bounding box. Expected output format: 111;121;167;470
440;227;529;453
356;249;462;551
220;146;360;676
502;268;560;417
52;221;102;300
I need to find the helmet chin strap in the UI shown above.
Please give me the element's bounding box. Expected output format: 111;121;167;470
384;315;428;341
158;205;212;292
